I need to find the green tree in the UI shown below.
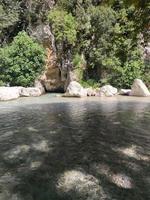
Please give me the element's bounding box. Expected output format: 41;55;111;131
48;8;77;45
0;31;45;86
0;0;20;44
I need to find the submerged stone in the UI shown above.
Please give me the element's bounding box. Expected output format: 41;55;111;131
57;170;106;200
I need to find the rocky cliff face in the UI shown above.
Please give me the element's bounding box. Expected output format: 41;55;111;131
144;43;150;61
31;24;66;92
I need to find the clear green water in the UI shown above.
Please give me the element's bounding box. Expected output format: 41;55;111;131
0;95;150;200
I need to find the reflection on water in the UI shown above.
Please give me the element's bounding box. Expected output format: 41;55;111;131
0;97;150;200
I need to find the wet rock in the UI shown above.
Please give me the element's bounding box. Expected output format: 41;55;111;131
0;87;22;101
130;79;150;97
99;85;118;97
20;87;42;97
86;88;96;96
57;170;105;200
119;89;131;96
63;81;87;97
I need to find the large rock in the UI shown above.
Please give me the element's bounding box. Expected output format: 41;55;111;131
99;85;118;97
0;87;22;101
63;81;87;97
130;79;150;97
119;89;131;96
31;24;65;92
20;87;42;97
0;86;45;101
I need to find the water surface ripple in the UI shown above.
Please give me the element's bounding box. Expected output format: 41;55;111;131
0;96;150;200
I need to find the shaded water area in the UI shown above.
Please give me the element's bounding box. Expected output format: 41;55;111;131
0;95;150;200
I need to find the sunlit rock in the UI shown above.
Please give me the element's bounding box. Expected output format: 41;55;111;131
32;140;49;152
63;81;87;97
57;170;106;200
111;173;133;189
99;85;118;97
0;87;22;101
119;89;131;96
130;79;150;97
20;87;42;97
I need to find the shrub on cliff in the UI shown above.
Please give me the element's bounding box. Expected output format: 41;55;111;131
0;31;45;87
48;8;77;45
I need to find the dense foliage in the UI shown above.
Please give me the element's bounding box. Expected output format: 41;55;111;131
0;31;45;87
0;0;149;88
0;0;53;45
47;0;149;88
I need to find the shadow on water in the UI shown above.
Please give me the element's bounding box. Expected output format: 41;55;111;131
0;100;150;200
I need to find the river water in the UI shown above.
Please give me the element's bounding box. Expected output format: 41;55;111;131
0;95;150;200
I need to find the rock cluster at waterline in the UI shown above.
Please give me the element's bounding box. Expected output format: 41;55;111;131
63;81;118;97
98;85;118;97
0;79;149;101
63;79;150;98
0;82;45;101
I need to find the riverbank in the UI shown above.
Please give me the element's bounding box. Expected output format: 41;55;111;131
0;93;150;106
0;79;150;102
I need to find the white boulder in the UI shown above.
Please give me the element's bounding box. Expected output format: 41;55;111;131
63;81;87;97
99;85;118;97
119;89;131;96
130;79;150;97
20;87;42;97
0;87;22;101
86;87;96;96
